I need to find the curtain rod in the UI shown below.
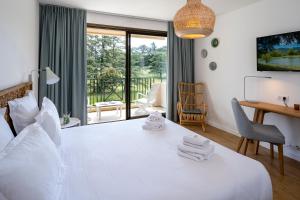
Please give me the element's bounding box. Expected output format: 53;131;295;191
39;3;170;23
87;10;170;23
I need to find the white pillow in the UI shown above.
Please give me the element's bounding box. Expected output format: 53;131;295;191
35;109;61;146
0;116;14;152
42;97;60;127
0;123;64;200
8;91;39;134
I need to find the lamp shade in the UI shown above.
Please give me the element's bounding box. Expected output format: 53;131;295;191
174;0;216;39
45;67;60;85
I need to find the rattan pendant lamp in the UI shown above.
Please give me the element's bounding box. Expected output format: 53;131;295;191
174;0;216;39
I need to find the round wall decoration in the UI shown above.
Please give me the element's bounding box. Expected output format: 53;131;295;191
201;49;208;58
209;62;217;71
211;38;219;48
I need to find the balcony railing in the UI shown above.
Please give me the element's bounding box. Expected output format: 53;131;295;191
87;75;165;105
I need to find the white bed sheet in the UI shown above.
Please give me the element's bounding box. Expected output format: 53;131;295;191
59;119;272;200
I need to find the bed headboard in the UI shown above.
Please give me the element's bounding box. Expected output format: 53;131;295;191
0;82;32;135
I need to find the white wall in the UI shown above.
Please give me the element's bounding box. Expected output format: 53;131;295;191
0;0;39;95
87;12;167;31
195;0;300;160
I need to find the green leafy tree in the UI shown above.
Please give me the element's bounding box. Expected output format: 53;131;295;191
87;33;167;103
270;51;282;57
287;49;296;56
262;53;271;63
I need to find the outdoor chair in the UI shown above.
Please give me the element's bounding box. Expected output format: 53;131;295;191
135;83;161;114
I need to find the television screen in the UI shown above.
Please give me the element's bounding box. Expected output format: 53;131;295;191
257;31;300;71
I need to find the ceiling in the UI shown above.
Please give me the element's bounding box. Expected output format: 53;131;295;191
38;0;261;21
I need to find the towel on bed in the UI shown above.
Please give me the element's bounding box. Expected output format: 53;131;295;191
178;144;214;156
183;134;210;146
147;111;165;123
183;141;210;149
177;149;206;161
142;122;165;131
142;112;165;131
178;134;214;162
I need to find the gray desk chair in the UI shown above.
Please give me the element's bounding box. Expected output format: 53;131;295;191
231;98;285;175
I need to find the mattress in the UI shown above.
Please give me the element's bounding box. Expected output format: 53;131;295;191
59;119;272;200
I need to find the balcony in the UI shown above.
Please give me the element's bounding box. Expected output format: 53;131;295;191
87;75;166;124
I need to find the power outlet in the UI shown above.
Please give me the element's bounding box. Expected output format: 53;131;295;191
285;144;300;151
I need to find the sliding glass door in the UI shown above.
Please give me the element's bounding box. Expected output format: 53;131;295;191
86;27;126;124
129;34;167;118
86;25;167;124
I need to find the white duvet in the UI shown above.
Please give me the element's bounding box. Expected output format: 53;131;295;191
59;119;272;200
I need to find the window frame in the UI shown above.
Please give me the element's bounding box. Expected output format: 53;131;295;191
87;23;167;121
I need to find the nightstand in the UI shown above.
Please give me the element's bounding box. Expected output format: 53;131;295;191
60;117;81;129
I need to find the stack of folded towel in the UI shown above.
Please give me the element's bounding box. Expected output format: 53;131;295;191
142;111;165;131
177;134;214;161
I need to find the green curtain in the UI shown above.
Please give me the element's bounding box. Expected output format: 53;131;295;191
167;21;194;122
39;5;87;124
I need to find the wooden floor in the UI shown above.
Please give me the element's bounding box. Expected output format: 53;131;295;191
183;124;300;200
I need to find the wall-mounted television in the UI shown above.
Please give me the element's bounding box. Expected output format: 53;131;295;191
257;31;300;71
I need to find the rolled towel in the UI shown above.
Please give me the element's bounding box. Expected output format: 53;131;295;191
145;120;164;126
147;117;165;123
177;149;205;162
147;113;165;123
142;122;165;131
178;144;214;157
183;134;210;147
151;111;161;116
142;111;165;131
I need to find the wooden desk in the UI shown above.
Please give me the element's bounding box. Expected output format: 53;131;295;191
239;101;300;124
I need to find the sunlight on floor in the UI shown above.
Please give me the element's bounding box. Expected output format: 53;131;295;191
87;106;165;124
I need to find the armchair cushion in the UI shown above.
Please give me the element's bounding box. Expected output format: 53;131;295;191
182;109;202;114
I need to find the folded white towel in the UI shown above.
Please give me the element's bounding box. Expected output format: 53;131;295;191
177;149;214;161
183;134;210;147
177;149;206;162
183;141;210;149
178;144;214;156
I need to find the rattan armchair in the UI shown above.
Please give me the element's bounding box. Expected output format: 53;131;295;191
177;82;207;132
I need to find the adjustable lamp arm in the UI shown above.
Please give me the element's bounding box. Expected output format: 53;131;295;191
30;68;47;79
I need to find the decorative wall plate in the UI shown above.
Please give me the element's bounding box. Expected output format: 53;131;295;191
211;38;219;48
209;62;217;71
201;49;208;58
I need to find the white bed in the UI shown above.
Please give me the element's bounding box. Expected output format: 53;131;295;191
59;118;272;200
